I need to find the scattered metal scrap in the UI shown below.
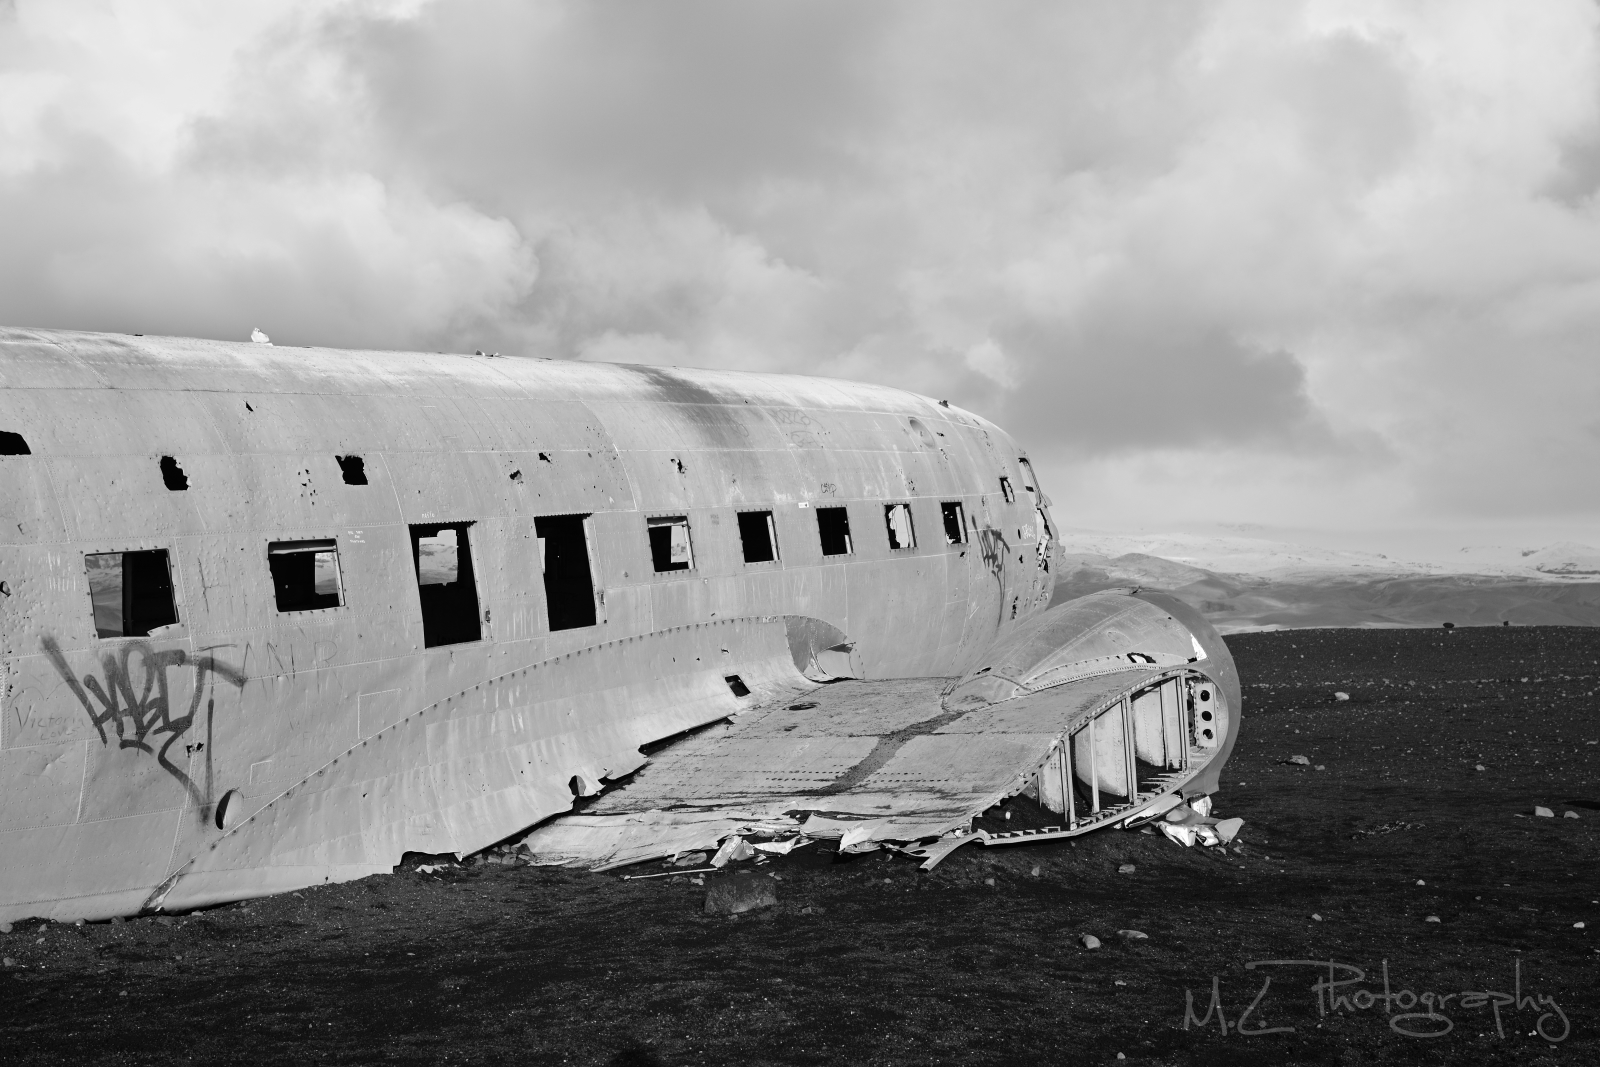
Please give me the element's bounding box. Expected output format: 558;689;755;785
1350;820;1427;840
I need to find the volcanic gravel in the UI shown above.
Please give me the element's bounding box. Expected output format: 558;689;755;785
2;625;1596;1066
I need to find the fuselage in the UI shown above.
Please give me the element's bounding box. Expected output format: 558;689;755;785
0;328;1059;921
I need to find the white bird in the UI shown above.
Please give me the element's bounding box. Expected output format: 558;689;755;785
251;328;272;345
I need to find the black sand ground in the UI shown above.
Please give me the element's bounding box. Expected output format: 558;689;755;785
2;626;1596;1066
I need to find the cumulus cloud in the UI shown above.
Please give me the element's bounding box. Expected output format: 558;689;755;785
3;0;1599;537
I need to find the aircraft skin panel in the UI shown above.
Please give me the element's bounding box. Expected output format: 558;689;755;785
0;327;1238;922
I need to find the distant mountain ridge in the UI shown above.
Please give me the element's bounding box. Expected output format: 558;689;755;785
1052;533;1600;631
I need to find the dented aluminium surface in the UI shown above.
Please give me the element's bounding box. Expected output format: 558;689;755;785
0;328;1239;921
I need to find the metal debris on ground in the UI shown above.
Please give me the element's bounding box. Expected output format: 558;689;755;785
1154;803;1243;847
751;837;809;855
1350;821;1426;839
620;868;717;881
710;837;757;867
704;878;777;917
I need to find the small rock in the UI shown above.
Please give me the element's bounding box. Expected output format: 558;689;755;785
1117;929;1148;940
1333;692;1349;702
154;916;176;926
1080;934;1101;950
2;957;16;968
1416;879;1426;886
1534;806;1555;818
673;852;709;867
1288;755;1311;766
1117;1055;1126;1061
1564;811;1580;819
1314;765;1326;771
1475;764;1486;771
110;917;124;925
1117;864;1136;875
1312;913;1323;921
1575;922;1586;929
73;919;85;927
983;877;995;887
1030;865;1041;878
0;922;11;934
704;878;777;917
1425;915;1441;923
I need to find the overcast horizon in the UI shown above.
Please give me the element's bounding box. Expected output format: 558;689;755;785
3;1;1597;557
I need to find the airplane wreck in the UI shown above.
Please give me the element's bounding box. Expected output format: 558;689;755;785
0;328;1238;922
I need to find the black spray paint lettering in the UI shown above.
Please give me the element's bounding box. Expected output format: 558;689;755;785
975;528;1013;624
42;636;247;810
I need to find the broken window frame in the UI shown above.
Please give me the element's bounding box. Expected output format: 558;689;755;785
884;502;917;551
266;538;344;613
1017;457;1055;545
815;505;853;557
736;509;780;564
940;501;967;545
84;548;181;639
646;514;695;573
410;522;483;648
535;512;598;631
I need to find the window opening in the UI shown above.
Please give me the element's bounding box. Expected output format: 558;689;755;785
85;550;179;638
737;510;778;563
268;539;343;612
0;431;30;455
647;515;694;572
160;456;189;491
410;523;482;647
336;455;368;485
884;503;916;550
998;476;1014;503
941;501;966;544
535;514;596;631
816;506;852;556
1018;458;1054;545
725;675;750;697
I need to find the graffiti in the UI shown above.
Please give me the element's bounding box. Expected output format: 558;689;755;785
976;527;1012;625
41;636;247;809
769;408;818;428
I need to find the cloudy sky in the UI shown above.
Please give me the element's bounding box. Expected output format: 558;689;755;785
3;1;1597;554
